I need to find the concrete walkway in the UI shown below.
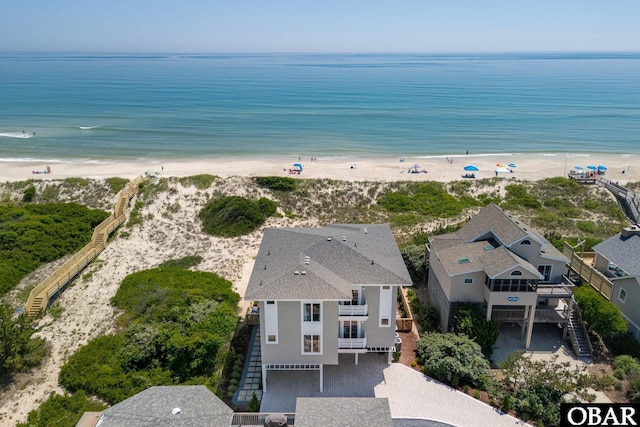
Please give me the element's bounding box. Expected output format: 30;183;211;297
233;326;262;406
260;353;524;426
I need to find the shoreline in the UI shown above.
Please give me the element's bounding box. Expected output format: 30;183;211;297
2;152;638;184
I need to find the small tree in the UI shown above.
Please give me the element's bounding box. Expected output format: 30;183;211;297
454;302;499;357
574;285;627;337
416;333;491;388
247;392;259;412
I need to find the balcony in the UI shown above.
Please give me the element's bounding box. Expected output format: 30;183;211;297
338;299;368;317
338;332;367;351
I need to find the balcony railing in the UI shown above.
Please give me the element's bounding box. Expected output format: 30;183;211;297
338;332;367;349
338;299;368;316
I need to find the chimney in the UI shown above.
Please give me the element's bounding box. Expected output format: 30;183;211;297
621;225;640;239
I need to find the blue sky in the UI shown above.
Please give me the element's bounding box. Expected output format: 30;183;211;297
1;1;639;53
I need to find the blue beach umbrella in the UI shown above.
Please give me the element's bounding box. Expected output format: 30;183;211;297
574;166;584;170
463;165;479;171
587;165;597;171
508;163;517;168
598;165;607;171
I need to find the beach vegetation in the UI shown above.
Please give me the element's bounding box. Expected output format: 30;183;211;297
0;302;48;380
59;267;239;404
574;285;627;337
17;391;107;427
39;184;61;203
453;303;500;358
0;202;109;296
416;332;491;389
126;200;144;227
105;177;129;194
62;177;90;188
502;184;542;210
158;255;203;269
22;185;36;202
199;195;277;237
178;174;218;190
255;176;297;192
377;182;479;218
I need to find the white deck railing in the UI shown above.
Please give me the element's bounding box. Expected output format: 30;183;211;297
338;332;367;349
338;299;368;316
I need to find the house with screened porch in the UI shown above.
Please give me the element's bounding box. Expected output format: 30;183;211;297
244;224;412;393
426;203;576;350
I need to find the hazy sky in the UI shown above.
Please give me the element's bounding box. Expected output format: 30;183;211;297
2;1;639;53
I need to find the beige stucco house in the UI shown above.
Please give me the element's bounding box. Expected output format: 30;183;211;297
427;203;574;349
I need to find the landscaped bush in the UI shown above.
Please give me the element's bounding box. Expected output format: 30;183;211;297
255;176;297;192
416;333;491;388
400;245;427;285
406;290;439;333
0;202;109;295
199;196;277;237
574;285;627;337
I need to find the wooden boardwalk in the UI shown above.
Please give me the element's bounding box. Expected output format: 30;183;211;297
25;176;147;316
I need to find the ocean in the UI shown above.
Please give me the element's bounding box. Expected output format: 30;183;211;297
0;52;639;163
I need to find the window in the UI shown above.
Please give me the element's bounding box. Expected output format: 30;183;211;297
619;288;628;303
343;321;358;338
267;335;277;342
303;303;320;322
264;301;278;344
303;335;320;353
511;270;523;276
464;278;473;284
538;265;552;282
381;318;389;326
521;239;531;246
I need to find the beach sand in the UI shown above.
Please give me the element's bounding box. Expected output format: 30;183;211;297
2;153;639;184
0;152;638;425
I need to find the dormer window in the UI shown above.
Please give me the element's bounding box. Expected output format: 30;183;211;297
511;270;523;276
521;239;531;246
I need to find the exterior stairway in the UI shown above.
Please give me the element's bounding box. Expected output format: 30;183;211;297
568;305;592;358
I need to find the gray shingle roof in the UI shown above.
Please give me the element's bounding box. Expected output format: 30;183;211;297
97;386;233;427
436;241;542;279
431;203;567;264
245;224;412;301
295;397;393;427
593;232;640;276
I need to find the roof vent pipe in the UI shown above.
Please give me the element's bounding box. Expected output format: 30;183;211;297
327;237;332;241
342;235;346;241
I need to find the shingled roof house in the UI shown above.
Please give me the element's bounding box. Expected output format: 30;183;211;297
426;203;575;349
592;225;640;339
244;224;412;393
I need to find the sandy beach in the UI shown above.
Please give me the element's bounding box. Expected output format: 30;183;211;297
2;152;639;184
0;152;638;426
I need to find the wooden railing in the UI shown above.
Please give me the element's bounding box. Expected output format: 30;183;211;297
396;287;415;333
562;243;614;300
25;176;146;315
598;177;640;225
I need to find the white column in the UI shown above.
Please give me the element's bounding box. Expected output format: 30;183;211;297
355;353;358;365
486;303;493;321
262;364;267;394
319;365;323;393
525;304;535;349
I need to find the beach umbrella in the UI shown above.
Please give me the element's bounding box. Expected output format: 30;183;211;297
413;164;421;169
463;165;479;171
293;163;303;170
508;163;517;168
598;165;607;171
574;166;584;170
587;165;597;171
495;167;512;173
496;163;504;167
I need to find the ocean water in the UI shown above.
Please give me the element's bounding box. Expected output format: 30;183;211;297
0;52;639;163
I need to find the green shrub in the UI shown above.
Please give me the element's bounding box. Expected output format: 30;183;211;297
612;355;640;379
574;286;627;337
22;186;36;202
248;392;260;412
17;391;107;427
400;245;427;285
377;182;478;218
0;303;48;377
258;197;278;217
255;176;297;192
454;302;499;357
416;333;491;389
199;196;276;237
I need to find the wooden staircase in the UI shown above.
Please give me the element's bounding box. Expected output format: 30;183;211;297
567;304;592;358
25;176;147;316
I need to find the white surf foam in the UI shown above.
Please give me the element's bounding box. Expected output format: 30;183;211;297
0;132;34;139
79;125;102;130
